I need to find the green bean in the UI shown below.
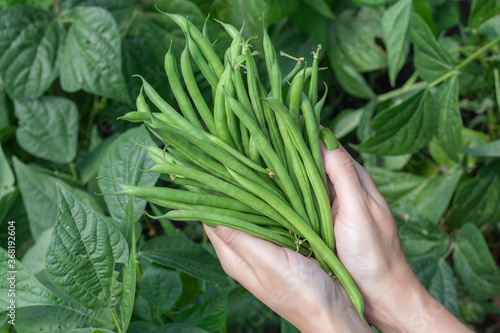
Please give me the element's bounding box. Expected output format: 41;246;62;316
185;26;219;90
180;40;216;134
288;62;306;125
314;83;328;127
249;136;262;166
308;45;322;107
214;66;235;146
160;11;224;78
262;96;334;250
117;111;150;123
214;19;239;39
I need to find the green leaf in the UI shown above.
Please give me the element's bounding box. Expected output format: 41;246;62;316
78;134;119;185
60;6;130;102
0;6;64;99
139;236;227;284
175;271;200;308
367;167;424;205
396;170;462;223
97;126;159;222
0;247;62;309
139;266;182;318
0;144;14;194
393;206;449;261
445;161;500;228
356;89;436;155
435;76;462;162
412;0;436;35
410;257;459;316
411;13;453;83
434;0;460;33
265;0;299;24
152;323;209;333
351;0;390;7
119;198;136;333
13;158;104;240
281;318;300;333
328;43;375;99
0;87;8;129
329;108;363;139
300;0;335;19
176;295;227;332
62;0;136;25
66;329;116;333
128;322;157;333
45;185;129;309
469;0;500;28
335;8;387;73
21;228;52;275
382;0;412;86
461;139;500;157
454;223;500;300
14;96;79;164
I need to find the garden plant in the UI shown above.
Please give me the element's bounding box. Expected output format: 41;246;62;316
0;0;500;332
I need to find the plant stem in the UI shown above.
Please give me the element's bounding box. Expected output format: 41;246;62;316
86;96;107;146
121;10;138;38
428;69;458;88
487;107;497;140
377;82;427;102
59;18;73;24
494;69;500;121
456;35;500;71
69;163;78;180
111;309;122;333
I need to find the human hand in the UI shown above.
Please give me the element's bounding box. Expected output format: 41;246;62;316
204;224;371;333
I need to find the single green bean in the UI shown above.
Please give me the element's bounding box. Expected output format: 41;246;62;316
214;66;235;146
185;26;219;90
314;82;328;127
117;111;150;123
308;45;322;107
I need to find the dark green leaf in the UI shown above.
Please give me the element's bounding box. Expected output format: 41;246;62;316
0;6;64;99
139;236;227;284
152;323;209;333
175;271;200;308
265;0;299;24
382;0;412;86
176;295;227;332
14;96;78;164
77;134;119;185
411;13;453;83
393;205;450;261
128;321;157;333
0;247;62;308
60;6;130;102
351;0;390;7
119;199;136;333
0;144;14;195
445;161;500;228
62;0;135;25
45;185;129;309
367;167;425;205
229;0;267;39
300;0;335;19
97;126;159;222
410;257;459;316
434;0;460;33
356;89;436;155
461;139;500;157
0;87;8;129
140;266;182;318
281;318;300;333
454;223;500;300
469;0;500;28
436;76;462;162
412;0;436;35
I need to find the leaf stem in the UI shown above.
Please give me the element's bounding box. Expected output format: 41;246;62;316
121;10;138;38
111;308;122;333
457;35;500;71
86;96;107;146
494;69;500;121
59;18;73;24
377;81;427;102
69;163;78;180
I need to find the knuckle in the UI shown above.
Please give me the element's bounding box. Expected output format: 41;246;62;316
218;227;241;249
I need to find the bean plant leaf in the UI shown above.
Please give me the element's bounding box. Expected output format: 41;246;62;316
139;266;182;318
0;144;17;223
176;295;227;332
461;139;500;157
21;228;52;275
265;0;299;24
0;5;64;99
98;126;159;222
382;0;412;86
411;13;454;83
454;223;500;300
45;185;129;310
139;236;227;284
119;199;136;333
367;167;424;205
393;206;449;261
469;0;500;28
152;323;209;333
61;0;136;25
60;6;130;102
355;89;436;155
14;97;79;164
351;0;390;7
329;108;363;139
436;76;462;162
13;158;104;239
300;0;335;19
410;257;459;316
78;134;119;185
445;161;500;228
281;318;300;333
0;247;62;309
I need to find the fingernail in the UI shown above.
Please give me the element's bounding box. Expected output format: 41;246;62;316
320;128;339;151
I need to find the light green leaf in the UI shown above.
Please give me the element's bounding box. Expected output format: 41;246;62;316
139;236;227;284
410;257;459;316
60;6;129;102
396;170;462;223
436;76;462;162
176;295;227;332
0;144;14;194
45;185;129;309
356;89;436;155
411;13;454;83
0;6;64;99
152;323;209;333
328;44;375;99
336;8;387;73
367;167;424;205
454;223;500;300
21;228;52;275
445;161;500;228
382;0;412;86
140;266;182;318
14;96;78;164
329;108;363;139
300;0;335;19
393;206;449;261
461;139;500;157
97;126;159;222
13;158;104;240
469;0;500;28
119;199;135;332
0;247;62;309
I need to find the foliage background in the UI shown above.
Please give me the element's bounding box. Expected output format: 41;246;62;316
0;0;500;332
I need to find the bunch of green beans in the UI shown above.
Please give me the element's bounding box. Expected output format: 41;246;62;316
118;12;365;325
